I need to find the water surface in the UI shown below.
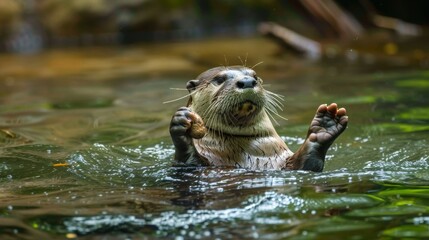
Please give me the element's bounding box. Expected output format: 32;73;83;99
0;38;428;239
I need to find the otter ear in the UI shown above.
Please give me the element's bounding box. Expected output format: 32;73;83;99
186;79;200;92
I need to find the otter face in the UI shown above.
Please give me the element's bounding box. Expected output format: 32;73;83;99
187;66;278;136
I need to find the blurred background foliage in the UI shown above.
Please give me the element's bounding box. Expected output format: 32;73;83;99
0;0;428;53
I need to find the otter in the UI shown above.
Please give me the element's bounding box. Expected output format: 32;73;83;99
169;66;348;172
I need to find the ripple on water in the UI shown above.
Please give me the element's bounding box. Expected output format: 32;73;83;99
52;188;383;238
67;142;174;186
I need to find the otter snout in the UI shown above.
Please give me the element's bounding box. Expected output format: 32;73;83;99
236;77;257;89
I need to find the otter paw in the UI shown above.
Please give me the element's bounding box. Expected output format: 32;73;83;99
170;107;206;139
308;103;348;145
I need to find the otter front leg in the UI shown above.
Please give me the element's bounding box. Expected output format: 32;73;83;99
170;107;209;166
285;103;348;172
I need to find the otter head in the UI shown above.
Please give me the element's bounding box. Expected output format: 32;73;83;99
186;66;279;136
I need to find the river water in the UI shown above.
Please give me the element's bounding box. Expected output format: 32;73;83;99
0;38;428;239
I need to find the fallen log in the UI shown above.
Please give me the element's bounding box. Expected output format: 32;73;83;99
258;22;322;59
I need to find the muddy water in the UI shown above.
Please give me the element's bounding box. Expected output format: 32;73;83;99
0;38;428;239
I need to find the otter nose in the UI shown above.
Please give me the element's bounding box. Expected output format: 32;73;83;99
236;77;257;89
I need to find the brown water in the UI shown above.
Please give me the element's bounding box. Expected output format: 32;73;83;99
1;38;429;239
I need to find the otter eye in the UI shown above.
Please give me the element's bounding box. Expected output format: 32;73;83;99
254;75;263;84
212;75;226;85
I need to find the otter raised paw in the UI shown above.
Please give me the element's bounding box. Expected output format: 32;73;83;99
169;66;348;172
285;103;348;171
170;107;209;166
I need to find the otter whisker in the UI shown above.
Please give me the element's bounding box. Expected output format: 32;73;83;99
265;92;288;123
223;55;229;67
273;111;288;121
266;107;288;122
266;90;285;101
251;61;264;69
266;96;284;108
238;56;244;67
265;109;280;126
266;92;284;101
204;108;218;132
266;98;284;113
202;99;226;140
266;95;284;109
266;92;285;108
163;92;194;104
164;85;208;104
169;88;189;91
237;53;249;67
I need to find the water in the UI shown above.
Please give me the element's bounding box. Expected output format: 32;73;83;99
0;38;428;239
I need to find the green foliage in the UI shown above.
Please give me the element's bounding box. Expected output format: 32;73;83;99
396;79;429;88
398;107;429;121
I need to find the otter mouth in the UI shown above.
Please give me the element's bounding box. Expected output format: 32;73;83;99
229;100;260;125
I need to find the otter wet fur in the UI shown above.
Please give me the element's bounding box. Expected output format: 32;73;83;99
169;66;348;172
